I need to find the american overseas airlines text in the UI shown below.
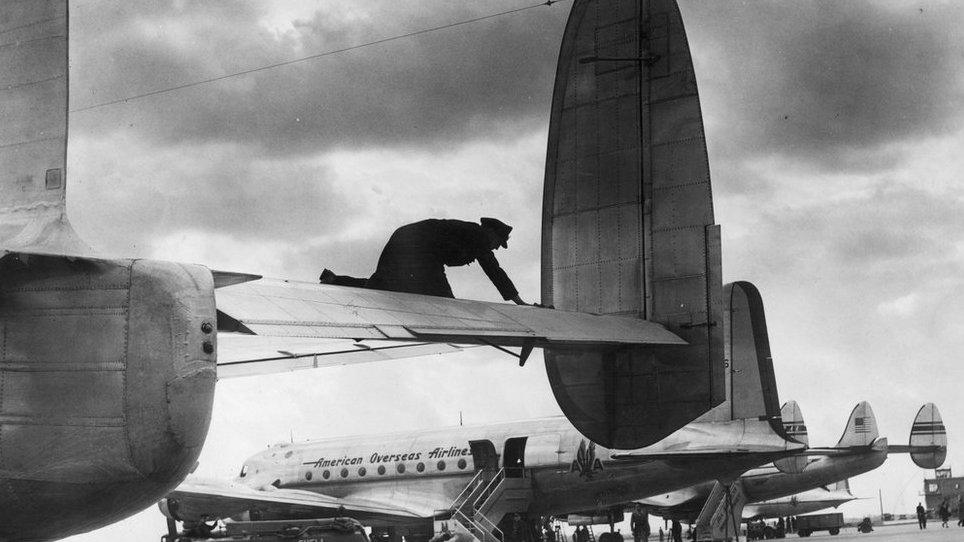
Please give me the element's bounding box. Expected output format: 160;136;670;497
302;446;472;469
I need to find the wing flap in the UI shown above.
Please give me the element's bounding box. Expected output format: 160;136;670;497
216;278;686;348
216;334;465;379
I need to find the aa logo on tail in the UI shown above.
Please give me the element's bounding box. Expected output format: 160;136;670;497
571;440;604;480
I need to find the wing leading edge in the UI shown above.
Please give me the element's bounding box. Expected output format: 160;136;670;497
216;278;687;349
161;478;426;526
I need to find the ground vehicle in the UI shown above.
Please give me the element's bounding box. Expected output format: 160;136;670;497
163;517;370;542
795;513;844;537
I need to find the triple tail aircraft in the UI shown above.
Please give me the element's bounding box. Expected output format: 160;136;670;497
0;0;754;539
159;281;802;542
638;402;947;537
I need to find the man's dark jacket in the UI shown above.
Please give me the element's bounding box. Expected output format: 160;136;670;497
366;219;518;300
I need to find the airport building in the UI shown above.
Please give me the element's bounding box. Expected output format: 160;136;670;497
923;468;964;512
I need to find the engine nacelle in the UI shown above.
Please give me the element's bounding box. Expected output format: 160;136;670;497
0;253;217;541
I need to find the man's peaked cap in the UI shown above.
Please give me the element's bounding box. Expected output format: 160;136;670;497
480;217;512;248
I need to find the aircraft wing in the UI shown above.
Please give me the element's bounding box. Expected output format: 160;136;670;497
215;278;686;349
216;333;467;378
161;478;427;526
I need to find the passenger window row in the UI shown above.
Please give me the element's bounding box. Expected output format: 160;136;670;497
306;458;468;481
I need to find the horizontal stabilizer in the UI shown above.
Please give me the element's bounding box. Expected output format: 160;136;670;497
610;418;804;463
215;278;687;349
216;334;467;378
806;437;887;457
836;402;878;448
611;448;794;462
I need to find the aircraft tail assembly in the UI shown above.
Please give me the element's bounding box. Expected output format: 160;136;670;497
0;0;88;255
772;401;808;474
831;478;852;494
778;401;809;446
889;403;947;469
835;402;879;448
541;0;725;449
696;282;782;428
0;3;218;539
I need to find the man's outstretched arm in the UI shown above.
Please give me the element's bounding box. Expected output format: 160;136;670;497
477;252;526;304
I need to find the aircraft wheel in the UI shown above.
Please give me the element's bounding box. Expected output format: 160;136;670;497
829;528;840;535
598;533;614;542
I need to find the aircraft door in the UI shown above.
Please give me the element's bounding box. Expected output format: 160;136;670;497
503;437;527;478
469;440;499;471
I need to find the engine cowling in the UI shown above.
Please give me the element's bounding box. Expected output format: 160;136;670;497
0;253;217;541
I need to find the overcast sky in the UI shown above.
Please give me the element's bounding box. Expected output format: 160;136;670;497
59;0;964;539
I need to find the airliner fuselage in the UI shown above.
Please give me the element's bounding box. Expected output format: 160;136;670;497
232;417;796;519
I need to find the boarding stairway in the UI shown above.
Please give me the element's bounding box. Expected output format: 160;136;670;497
693;481;747;542
447;468;533;542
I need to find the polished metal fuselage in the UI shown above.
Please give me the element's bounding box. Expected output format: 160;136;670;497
236;416;796;519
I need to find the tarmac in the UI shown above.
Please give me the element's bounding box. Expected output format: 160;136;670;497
779;521;964;540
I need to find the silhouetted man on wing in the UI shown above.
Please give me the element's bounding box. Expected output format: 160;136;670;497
321;217;528;305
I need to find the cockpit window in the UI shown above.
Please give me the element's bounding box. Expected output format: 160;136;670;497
239;465;248;478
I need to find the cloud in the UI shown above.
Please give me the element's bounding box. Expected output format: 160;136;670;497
66;134;363;258
68;0;569;157
685;0;964;174
55;2;964;538
68;129;547;298
877;293;920;317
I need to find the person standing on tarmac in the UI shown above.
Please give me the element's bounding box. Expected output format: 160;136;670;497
631;504;650;542
321;217;529;304
669;520;682;542
917;502;927;529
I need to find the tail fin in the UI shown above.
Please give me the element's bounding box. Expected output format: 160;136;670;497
836;402;879;448
541;0;724;448
831;479;852;495
697;281;780;426
909;403;947;469
779;401;809;445
0;0;88;254
773;401;808;473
